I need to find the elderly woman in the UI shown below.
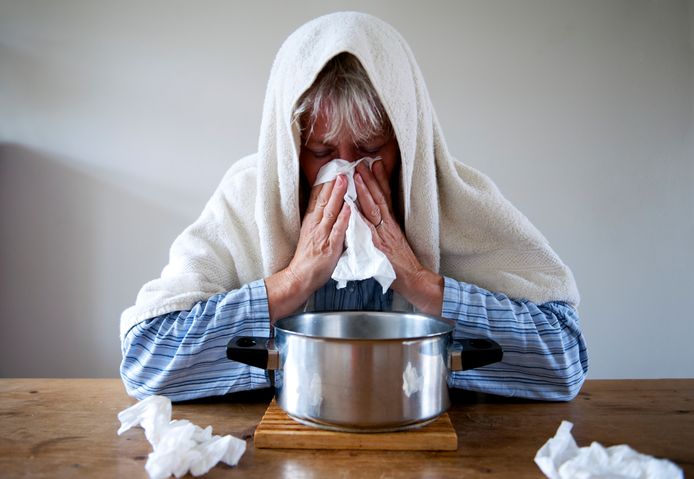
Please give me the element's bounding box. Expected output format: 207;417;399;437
120;12;587;401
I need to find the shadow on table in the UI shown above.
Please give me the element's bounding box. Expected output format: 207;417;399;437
449;388;547;405
174;387;275;406
175;386;544;407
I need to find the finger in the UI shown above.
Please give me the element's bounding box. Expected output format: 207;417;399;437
370;160;394;214
371;160;392;199
321;175;347;227
329;202;351;244
365;214;386;250
356;162;390;210
355;173;382;226
306;179;335;217
305;183;323;215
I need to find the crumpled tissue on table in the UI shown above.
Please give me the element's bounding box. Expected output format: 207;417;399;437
314;157;396;293
535;420;683;479
117;395;246;479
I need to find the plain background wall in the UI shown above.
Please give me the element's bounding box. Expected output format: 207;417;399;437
1;0;692;379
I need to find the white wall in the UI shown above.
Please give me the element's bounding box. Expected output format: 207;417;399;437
1;0;692;378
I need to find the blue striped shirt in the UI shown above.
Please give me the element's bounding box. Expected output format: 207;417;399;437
120;277;587;402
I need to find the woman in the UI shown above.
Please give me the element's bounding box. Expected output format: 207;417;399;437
120;12;587;402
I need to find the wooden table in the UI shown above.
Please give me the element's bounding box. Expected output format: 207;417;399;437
0;379;691;478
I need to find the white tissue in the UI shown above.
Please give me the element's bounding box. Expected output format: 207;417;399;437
535;420;683;479
313;157;396;292
117;395;246;479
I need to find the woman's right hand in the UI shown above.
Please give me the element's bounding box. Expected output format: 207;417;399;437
265;175;350;321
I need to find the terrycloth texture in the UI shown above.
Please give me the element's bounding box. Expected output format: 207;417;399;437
313;157;396;292
120;11;580;340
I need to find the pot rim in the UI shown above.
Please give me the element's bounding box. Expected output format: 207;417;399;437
273;311;456;342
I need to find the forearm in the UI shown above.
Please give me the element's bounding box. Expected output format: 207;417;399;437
120;280;272;401
264;268;314;322
394;267;443;316
441;277;588;401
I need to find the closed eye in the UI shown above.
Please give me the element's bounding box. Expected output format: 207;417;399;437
310;149;332;158
359;144;384;155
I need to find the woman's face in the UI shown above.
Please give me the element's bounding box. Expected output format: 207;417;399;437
298;108;400;186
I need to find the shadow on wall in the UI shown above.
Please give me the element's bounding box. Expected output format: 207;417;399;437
0;143;187;377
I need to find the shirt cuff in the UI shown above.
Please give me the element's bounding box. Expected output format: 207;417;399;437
246;278;271;338
441;275;466;317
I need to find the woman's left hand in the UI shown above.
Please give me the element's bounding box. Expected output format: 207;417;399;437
354;160;444;316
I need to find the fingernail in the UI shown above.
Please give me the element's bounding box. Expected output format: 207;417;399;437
355;173;363;184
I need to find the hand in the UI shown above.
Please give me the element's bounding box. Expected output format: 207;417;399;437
290;175;351;291
265;175;350;321
354;160;443;316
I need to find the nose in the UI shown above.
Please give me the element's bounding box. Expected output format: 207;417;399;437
336;144;360;162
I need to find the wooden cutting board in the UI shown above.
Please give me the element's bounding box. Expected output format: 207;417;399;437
254;399;458;451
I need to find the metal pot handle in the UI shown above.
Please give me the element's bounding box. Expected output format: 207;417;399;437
448;338;503;371
226;336;279;370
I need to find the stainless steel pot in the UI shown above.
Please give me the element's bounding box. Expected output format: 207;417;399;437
227;311;502;432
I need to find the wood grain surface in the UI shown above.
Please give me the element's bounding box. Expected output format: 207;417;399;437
254;399;458;450
0;379;692;478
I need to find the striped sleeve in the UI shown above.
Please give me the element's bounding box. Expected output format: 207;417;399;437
442;276;588;401
119;279;272;401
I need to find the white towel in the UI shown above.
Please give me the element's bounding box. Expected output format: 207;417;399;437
120;12;579;340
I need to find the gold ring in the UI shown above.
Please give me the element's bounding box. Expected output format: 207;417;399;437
376;219;384;228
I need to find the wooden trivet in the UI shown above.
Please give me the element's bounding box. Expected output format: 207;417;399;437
254;399;457;451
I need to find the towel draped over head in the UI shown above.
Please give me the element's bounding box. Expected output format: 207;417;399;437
120;11;580;340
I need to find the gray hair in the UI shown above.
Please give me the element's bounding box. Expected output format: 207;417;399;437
293;52;393;144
